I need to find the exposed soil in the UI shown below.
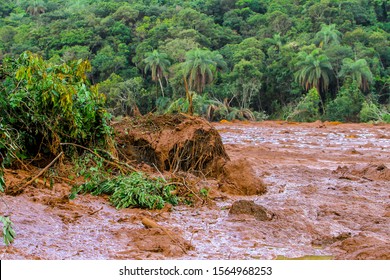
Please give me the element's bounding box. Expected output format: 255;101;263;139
1;120;389;260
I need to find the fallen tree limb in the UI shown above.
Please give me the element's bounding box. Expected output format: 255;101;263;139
21;152;63;188
60;142;139;173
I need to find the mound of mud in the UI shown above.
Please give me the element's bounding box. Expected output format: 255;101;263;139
114;114;229;176
132;227;193;258
220;159;266;195
334;235;390;260
335;163;390;181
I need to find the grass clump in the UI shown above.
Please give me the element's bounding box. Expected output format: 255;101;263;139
70;172;178;210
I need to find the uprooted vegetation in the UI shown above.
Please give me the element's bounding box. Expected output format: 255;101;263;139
0;53;266;249
113;114;266;195
113;114;229;176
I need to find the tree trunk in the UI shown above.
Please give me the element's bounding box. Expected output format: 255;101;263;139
183;76;193;115
158;74;165;97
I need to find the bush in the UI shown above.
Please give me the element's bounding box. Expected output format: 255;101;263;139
288;88;321;122
325;81;364;122
0;52;113;160
360;100;390;123
70;172;178;210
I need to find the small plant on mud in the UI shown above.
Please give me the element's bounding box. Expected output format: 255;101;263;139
0;123;16;245
70;172;178;210
0;216;16;245
0;168;13;246
199;187;209;198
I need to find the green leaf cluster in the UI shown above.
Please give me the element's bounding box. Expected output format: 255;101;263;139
0;216;15;245
326;81;365;122
0;52;112;160
71;172;179;210
289;88;321;122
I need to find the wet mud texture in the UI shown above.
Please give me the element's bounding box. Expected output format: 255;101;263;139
1;120;389;259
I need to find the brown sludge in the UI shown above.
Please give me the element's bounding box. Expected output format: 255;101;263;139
1;119;389;260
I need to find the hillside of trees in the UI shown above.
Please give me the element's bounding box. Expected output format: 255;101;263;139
1;0;389;122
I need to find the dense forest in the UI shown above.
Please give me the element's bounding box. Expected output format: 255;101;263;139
1;0;389;123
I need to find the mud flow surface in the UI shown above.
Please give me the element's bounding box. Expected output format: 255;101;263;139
1;121;389;259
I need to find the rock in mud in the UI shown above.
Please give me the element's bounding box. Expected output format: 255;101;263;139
229;200;273;221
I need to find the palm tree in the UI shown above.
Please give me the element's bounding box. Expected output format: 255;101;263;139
182;49;226;115
266;33;283;51
143;50;171;97
26;0;46;16
315;24;342;48
339;58;373;91
295;49;333;110
182;49;226;93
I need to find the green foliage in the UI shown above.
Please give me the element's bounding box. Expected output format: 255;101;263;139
182;48;226;93
71;172;178;210
165;94;267;121
325;82;364;122
315;24;342;47
0;52;112;159
199;187;209;198
0;121;20;167
143;50;171;97
99;74;146;116
339;58;373;91
0;216;16;246
295;48;333;94
360;100;390;123
288;88;321;122
0;0;388;121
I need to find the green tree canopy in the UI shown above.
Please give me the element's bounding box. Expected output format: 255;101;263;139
295;48;333;95
182;48;226;93
315;24;342;48
339;58;373;91
143;50;171;97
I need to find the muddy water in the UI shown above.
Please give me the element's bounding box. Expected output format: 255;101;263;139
1;121;389;259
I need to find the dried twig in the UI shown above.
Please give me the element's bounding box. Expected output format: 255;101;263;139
88;206;103;216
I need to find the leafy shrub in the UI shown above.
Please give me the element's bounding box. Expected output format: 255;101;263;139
165;95;267;121
0;122;16;245
360;100;390;123
0;52;113;160
288;88;321;122
0;216;15;245
70;172;178;210
325;81;364;122
98;74;147;116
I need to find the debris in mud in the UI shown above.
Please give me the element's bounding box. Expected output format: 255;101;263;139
335;163;390;181
312;232;352;247
131;217;193;258
229;200;273;221
333;234;390;260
